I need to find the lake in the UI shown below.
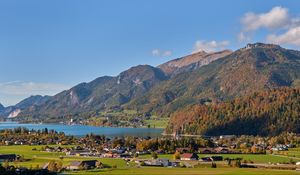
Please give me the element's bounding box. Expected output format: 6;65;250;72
0;122;163;137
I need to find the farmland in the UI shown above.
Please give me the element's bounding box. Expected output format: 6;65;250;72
0;145;300;175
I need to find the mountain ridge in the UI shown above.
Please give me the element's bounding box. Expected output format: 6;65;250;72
17;64;168;120
158;50;232;76
126;43;300;115
2;43;300;124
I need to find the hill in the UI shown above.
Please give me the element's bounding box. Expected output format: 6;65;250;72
127;43;300;115
165;87;300;136
18;65;168;120
0;95;51;118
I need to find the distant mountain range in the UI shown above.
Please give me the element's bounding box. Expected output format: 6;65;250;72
1;43;300;126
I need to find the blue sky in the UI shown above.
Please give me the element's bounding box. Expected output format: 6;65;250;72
1;0;300;106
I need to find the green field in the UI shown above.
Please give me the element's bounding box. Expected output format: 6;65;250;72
282;148;300;159
63;167;300;175
0;145;300;175
139;153;297;164
144;118;169;128
0;145;129;168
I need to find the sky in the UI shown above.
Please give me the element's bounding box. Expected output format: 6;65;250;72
0;0;300;106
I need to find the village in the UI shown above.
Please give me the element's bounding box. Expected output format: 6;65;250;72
0;128;300;174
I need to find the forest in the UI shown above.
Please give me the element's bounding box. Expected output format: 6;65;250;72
166;87;300;136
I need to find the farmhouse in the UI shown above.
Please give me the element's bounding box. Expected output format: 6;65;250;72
199;148;215;154
144;158;170;167
215;147;230;154
68;160;98;170
180;153;199;161
66;150;91;156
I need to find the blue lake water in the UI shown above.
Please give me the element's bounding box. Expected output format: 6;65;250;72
0;122;163;137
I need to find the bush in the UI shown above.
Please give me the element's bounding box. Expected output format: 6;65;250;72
151;152;158;159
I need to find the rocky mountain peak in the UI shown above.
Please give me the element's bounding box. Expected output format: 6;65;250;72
242;43;282;50
158;49;232;76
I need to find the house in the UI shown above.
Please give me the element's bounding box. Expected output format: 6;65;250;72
66;150;90;156
170;161;180;167
144;159;163;166
69;160;98;170
199;148;215;154
144;158;170;167
0;154;17;162
120;153;131;158
215;147;230;154
158;158;170;167
102;152;114;158
199;157;212;162
211;156;223;161
180;153;199;161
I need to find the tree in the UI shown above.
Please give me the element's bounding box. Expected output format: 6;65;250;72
3;161;9;169
48;160;58;172
173;151;180;160
151;152;158;159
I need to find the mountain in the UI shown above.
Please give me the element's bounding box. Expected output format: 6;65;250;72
166;87;300;136
6;43;300;123
127;43;300;115
158;50;232;76
0;95;51;118
18;65;168;120
15;95;51;109
0;103;4;113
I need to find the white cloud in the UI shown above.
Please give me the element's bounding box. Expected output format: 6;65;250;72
239;6;300;48
0;81;70;106
267;26;300;46
192;40;230;53
151;49;172;57
241;6;290;32
0;81;69;96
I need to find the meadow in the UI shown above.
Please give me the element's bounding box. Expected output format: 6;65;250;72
0;145;300;175
64;167;300;175
139;153;298;164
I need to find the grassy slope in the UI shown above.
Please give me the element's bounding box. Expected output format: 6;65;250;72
144;117;169;128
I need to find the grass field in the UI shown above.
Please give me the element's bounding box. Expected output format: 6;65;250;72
0;145;132;168
139;153;297;164
64;167;300;175
282;148;300;159
1;145;300;175
144;118;169;128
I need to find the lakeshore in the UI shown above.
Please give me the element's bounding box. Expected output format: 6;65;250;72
0;122;163;137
